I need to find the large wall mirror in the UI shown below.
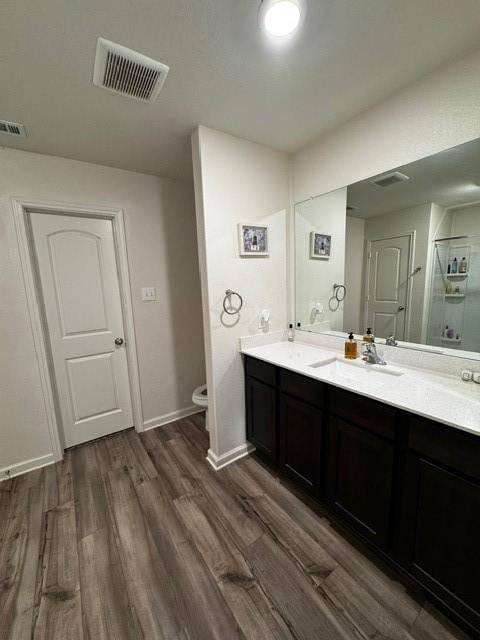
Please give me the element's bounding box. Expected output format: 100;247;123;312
295;137;480;360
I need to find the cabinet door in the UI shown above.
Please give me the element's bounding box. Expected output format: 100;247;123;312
279;393;322;495
246;376;277;462
399;455;480;632
326;415;394;550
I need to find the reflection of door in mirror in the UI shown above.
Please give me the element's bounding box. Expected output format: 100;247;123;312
366;235;411;340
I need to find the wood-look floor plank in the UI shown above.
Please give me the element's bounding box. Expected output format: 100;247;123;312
245;533;357;640
141;430;200;500
78;527;141;640
123;429;158;483
79;441;142;639
175;415;209;454
174;492;296;640
0;415;471;640
32;501;83;640
41;465;60;513
166;436;264;548
71;445;107;540
242;492;339;585
322;565;416;640
239;456;422;628
56;452;74;506
136;476;245;640
410;605;472;640
1;479;46;640
109;485;191;640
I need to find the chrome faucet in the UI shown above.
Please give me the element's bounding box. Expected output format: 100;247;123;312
362;342;387;365
386;335;398;346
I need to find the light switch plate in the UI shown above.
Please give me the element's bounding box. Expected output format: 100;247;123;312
142;287;157;301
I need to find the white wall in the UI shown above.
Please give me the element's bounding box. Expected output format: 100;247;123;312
293;46;480;204
451;204;480;236
295;189;347;331
0;147;205;475
344;216;365;334
292;44;480;356
192;126;289;466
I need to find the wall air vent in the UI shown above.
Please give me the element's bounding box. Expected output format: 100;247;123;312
371;171;410;188
0;120;26;136
93;38;169;102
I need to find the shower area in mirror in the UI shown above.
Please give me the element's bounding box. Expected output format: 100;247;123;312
427;235;480;352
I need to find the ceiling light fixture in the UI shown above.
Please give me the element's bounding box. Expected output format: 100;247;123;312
263;0;301;37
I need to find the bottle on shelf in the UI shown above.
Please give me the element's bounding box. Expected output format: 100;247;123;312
451;257;458;274
459;257;468;273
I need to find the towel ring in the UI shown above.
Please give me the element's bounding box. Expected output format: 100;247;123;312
328;297;340;312
334;284;346;302
223;289;243;315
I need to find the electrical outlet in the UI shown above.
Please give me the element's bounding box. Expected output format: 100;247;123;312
142;287;157;301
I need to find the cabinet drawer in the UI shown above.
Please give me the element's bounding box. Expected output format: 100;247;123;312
328;387;396;440
279;369;324;408
245;356;276;387
408;414;480;481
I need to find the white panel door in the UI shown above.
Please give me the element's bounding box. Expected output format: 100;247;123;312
30;212;133;447
366;235;411;340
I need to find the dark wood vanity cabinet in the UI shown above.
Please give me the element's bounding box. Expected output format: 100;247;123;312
326;387;397;549
244;354;480;638
245;357;277;461
326;415;394;549
278;394;322;492
397;415;480;632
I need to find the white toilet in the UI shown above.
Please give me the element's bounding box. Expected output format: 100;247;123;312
192;384;209;431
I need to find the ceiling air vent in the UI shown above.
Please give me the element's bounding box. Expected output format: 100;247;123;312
370;171;410;188
93;38;169;102
0;120;26;136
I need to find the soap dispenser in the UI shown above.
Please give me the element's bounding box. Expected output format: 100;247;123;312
345;332;358;360
287;323;294;342
363;327;375;343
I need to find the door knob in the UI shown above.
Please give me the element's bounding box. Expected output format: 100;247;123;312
397;306;405;312
114;337;124;346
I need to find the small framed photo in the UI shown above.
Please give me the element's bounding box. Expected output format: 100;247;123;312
238;223;269;256
310;232;331;259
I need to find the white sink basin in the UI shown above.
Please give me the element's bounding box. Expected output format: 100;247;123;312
309;357;404;383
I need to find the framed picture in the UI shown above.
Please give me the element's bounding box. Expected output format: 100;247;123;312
238;223;269;256
310;232;331;259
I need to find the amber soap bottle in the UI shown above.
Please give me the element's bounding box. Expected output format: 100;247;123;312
363;327;375;343
345;332;358;360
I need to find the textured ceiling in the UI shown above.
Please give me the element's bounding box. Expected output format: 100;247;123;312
2;0;480;179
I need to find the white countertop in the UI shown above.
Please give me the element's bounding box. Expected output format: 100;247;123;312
241;341;480;437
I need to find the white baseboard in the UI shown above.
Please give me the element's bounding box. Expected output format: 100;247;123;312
206;442;255;472
143;405;204;432
0;453;56;482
